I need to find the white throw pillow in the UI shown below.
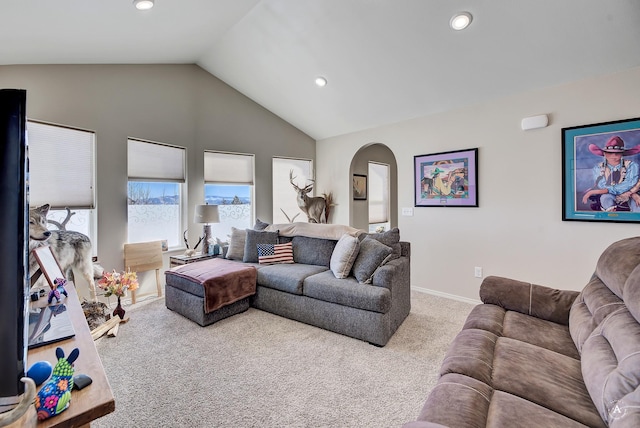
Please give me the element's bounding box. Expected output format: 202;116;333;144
329;234;360;279
225;227;247;260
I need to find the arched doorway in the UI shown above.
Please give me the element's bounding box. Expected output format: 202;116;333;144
349;143;398;231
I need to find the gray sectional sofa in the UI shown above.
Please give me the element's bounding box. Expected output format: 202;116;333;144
166;223;411;347
405;236;640;427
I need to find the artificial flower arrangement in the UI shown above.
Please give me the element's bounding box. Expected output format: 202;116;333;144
97;269;139;297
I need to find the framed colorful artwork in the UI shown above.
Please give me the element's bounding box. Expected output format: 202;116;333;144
353;174;367;200
562;117;640;223
414;148;478;207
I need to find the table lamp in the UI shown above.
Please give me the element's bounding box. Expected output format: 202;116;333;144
194;204;220;255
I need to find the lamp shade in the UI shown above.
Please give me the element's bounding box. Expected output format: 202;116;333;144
194;204;220;224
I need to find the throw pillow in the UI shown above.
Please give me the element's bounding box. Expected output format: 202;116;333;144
352;237;394;283
243;229;279;263
330;234;360;279
257;242;294;265
367;227;401;259
225;227;247;260
254;218;270;231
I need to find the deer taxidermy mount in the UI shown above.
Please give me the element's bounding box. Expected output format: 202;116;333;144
289;170;335;223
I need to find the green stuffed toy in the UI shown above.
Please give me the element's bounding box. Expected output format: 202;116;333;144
35;347;79;420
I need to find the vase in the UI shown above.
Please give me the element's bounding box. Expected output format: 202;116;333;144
113;296;126;319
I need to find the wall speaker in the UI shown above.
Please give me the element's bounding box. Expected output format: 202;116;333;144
521;114;549;131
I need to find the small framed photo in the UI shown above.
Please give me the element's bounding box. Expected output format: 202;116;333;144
414;148;478;207
32;246;66;289
353;174;367;200
562;117;640;223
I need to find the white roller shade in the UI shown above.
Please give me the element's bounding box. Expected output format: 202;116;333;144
204;151;254;184
28;121;96;209
369;162;389;224
273;157;313;223
128;139;185;182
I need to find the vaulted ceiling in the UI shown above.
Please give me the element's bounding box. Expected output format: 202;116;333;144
2;1;640;140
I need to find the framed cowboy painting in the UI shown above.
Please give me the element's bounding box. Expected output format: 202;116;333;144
414;148;478;207
562;117;640;223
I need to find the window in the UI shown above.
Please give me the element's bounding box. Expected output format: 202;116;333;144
27;120;97;252
273;157;313;224
127;139;185;248
204;151;254;243
368;162;390;232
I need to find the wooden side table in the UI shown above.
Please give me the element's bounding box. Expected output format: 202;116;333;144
169;253;218;268
11;283;115;427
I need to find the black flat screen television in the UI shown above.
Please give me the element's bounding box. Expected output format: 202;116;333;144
0;89;29;406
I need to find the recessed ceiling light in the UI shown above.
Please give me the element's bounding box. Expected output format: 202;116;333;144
133;0;154;11
315;76;328;87
450;12;472;31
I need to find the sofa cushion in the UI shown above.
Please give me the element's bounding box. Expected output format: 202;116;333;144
594;236;640;300
623;263;640;323
414;373;493;428
225;227;246;261
440;328;498;385
292;235;337;267
256;263;328;295
503;311;579;359
351;237;394;283
303;270;391;313
487;391;594;428
462;304;505;337
570;276;625;354
330;234;360;279
243;229;279;263
491;337;605;428
581;305;640;426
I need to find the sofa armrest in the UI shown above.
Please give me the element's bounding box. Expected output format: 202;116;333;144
372;256;409;290
479;276;579;325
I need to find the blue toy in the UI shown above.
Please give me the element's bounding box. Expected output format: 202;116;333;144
26;360;53;386
47;278;68;304
35;347;79;421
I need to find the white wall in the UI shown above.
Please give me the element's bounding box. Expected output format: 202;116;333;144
317;67;640;301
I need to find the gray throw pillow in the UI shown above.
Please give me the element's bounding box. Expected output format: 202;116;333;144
352;237;394;283
330;234;360;279
243;229;279;263
226;227;247;261
253;218;269;231
367;227;401;259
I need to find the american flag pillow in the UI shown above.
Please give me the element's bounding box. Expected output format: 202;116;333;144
257;242;294;265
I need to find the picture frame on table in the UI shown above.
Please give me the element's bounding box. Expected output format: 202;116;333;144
414;148;478;207
562;117;640;223
353;174;367;200
32;245;66;288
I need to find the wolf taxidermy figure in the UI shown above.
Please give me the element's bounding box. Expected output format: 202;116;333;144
29;204;102;300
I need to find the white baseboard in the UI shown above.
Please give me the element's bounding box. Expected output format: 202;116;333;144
411;286;481;305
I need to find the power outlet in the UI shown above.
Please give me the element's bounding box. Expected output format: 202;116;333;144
474;267;483;278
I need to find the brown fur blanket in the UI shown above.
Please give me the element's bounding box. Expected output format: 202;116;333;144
168;258;257;313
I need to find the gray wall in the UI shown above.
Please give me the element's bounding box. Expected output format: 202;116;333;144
0;64;315;297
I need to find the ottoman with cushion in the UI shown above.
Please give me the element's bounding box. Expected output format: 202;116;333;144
165;258;257;326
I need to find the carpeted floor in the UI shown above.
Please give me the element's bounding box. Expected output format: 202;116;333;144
93;291;474;428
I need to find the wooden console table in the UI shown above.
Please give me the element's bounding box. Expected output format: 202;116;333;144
10;283;115;427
